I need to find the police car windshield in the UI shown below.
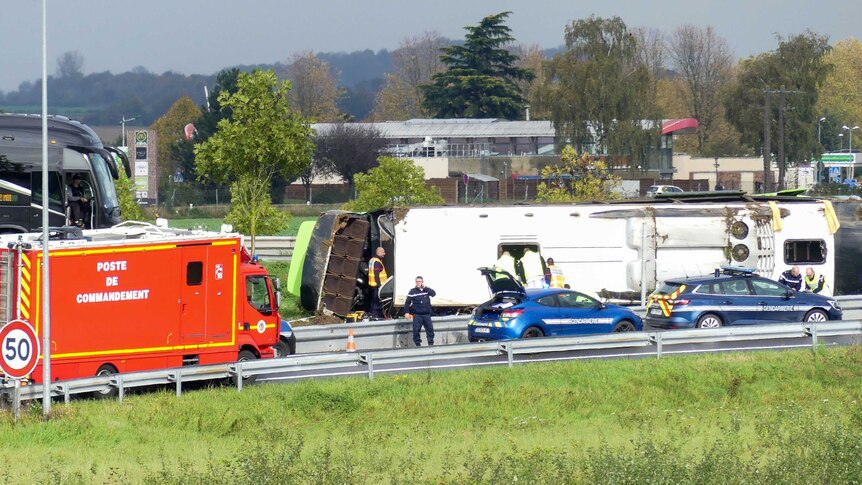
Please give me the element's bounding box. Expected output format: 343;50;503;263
655;282;683;295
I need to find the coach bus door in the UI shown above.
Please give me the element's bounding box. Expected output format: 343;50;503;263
181;246;209;344
31;170;65;229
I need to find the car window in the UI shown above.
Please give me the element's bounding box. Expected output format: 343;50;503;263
654;282;684;296
695;282;719;294
557;292;598;309
719;279;751;296
534;295;558;307
750;279;788;296
669;187;682;192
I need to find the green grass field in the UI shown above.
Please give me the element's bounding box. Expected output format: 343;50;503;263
2;347;862;483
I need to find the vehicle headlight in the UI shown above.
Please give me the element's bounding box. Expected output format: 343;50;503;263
828;300;841;311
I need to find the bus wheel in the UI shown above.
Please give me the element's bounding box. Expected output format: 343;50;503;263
94;364;119;399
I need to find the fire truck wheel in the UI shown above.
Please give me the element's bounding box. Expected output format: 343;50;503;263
234;350;258;385
94;364;119;399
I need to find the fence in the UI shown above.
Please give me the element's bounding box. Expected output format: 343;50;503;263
4;320;862;407
250;236;296;262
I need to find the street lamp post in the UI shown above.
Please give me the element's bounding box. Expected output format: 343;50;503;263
120;116;138;147
817;117;826;183
713;157;720;191
841;125;859;181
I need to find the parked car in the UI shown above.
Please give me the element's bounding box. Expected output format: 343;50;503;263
646;185;684;197
644;266;842;330
467;268;643;341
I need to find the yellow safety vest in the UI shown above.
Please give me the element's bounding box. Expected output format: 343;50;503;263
548;265;565;288
368;257;387;287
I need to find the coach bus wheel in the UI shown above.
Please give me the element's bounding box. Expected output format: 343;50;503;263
804;309;828;323
94;364;119;399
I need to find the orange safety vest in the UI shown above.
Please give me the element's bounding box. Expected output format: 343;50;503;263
368;257;388;287
548;265;565;288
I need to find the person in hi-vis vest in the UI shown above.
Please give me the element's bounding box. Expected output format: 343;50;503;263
368;247;388;319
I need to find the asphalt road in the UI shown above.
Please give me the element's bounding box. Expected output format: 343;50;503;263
259;333;862;385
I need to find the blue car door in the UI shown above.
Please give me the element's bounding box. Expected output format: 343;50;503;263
555;291;611;335
717;279;757;324
530;294;560;336
750;278;803;322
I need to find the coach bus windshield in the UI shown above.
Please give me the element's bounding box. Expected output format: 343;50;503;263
88;152;119;210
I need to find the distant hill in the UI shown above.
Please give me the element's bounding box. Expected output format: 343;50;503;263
0;49;394;126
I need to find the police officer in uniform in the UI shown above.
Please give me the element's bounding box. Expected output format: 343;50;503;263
405;276;436;346
66;174;91;228
804;267;827;294
778;266;803;291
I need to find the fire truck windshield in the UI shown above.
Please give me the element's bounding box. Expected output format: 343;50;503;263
246;275;273;313
88;152;119;210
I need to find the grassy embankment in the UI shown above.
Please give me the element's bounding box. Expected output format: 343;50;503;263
2;347;862;483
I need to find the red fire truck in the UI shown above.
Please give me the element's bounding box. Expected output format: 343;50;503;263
0;224;281;383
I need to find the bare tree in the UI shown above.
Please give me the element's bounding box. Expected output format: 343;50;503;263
298;157;332;203
284;51;343;122
669;25;733;153
512;44;546;119
314;123;387;194
371;31;450;120
632;27;666;100
56;51;85;78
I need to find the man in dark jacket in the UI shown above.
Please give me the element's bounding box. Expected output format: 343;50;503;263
778;266;803;291
405;276;436;346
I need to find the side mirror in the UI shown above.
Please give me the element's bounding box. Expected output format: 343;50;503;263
786;289;795;299
598;302;606;310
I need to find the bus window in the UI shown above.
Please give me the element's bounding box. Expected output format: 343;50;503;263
31;171;64;212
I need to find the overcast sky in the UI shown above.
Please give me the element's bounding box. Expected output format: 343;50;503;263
1;0;857;92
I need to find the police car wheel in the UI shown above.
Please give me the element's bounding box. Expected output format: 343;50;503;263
273;340;289;358
804;309;828;323
613;320;636;332
696;314;723;329
522;327;544;339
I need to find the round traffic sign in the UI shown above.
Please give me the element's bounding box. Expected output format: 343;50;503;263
0;320;40;379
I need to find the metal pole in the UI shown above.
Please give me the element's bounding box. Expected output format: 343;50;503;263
640;222;647;306
41;0;52;418
763;91;772;192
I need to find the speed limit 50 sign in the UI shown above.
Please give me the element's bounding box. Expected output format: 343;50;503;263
0;320;40;379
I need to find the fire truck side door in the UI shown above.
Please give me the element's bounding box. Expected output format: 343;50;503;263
181;246;208;344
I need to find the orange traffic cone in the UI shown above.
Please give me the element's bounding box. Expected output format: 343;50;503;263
346;328;357;352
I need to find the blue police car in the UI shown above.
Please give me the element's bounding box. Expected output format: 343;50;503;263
644;267;842;329
468;267;643;341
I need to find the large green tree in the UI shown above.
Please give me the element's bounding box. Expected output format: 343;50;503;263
540;16;658;167
724;32;832;189
536;146;620;203
421;12;534;119
194;69;314;251
346;157;444;211
150;96;201;202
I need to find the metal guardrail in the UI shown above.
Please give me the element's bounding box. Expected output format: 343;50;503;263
294;315;473;353
293;296;862;354
4;320;862;404
247;236;295;262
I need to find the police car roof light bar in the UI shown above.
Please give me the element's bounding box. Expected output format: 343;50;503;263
718;265;757;276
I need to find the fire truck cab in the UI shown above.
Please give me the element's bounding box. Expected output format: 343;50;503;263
0;223;281;383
